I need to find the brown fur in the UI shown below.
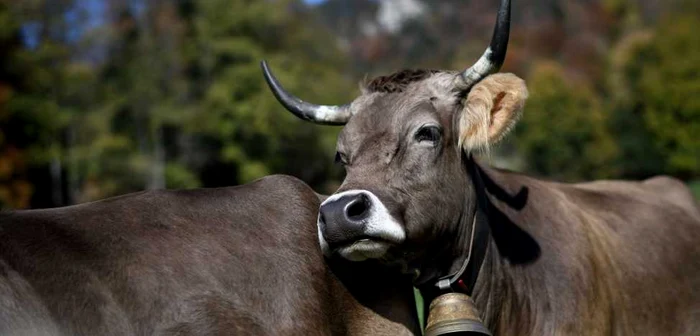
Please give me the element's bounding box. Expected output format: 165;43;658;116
321;69;700;335
0;175;420;336
474;167;700;335
364;69;442;93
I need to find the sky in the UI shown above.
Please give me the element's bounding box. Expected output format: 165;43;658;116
304;0;327;4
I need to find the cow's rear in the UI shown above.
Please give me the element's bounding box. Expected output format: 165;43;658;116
0;175;335;336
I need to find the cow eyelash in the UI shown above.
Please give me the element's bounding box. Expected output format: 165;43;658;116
415;125;442;143
335;152;348;165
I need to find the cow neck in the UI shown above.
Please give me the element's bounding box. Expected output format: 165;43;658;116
326;258;422;335
418;154;491;299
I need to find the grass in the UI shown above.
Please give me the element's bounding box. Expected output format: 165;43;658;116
414;287;425;333
689;180;700;200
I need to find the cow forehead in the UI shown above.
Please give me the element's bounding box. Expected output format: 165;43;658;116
353;71;459;110
343;72;461;135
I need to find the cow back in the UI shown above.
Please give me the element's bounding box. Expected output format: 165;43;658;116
0;175;339;336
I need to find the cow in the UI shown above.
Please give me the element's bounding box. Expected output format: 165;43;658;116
0;175;421;335
260;0;700;334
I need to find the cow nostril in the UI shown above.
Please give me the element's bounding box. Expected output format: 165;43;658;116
346;195;370;221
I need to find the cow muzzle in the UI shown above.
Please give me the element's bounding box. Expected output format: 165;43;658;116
425;293;491;336
317;189;405;261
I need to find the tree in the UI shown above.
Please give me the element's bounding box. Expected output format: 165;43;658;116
515;61;618;181
0;2;33;209
612;14;700;179
0;1;81;208
177;0;353;190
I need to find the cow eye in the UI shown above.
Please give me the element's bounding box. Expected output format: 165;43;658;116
334;151;348;165
415;126;441;143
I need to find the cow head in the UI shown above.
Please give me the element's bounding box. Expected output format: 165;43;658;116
263;0;528;279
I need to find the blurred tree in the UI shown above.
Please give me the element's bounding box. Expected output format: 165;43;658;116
0;0;81;208
2;0;354;208
0;2;34;209
606;30;665;179
3;0;698;209
609;12;700;180
177;0;352;189
516;61;619;181
83;1;195;202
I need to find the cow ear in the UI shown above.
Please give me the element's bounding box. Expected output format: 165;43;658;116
457;73;528;153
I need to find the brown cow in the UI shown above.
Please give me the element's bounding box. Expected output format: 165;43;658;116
261;0;700;333
0;175;420;335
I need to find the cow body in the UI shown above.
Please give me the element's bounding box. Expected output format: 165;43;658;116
0;175;420;336
260;0;700;332
473;166;700;335
262;62;700;334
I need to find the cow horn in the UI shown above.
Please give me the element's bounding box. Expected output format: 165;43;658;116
260;61;352;125
458;0;511;89
425;293;492;336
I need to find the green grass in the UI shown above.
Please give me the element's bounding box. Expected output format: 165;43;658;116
690;180;700;200
414;287;425;333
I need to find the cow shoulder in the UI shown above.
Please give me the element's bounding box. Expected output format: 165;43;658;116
483;168;700;335
642;175;700;216
248;174;321;209
0;175;333;336
569;176;699;221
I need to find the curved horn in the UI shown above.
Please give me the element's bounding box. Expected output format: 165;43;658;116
459;0;511;89
261;61;352;125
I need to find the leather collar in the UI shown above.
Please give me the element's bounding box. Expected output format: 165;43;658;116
419;154;491;297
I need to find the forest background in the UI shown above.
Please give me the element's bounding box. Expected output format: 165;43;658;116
1;0;698;209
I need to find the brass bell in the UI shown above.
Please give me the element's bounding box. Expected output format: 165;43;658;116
425;292;491;336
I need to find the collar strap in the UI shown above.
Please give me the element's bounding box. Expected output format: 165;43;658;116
430;155;491;296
